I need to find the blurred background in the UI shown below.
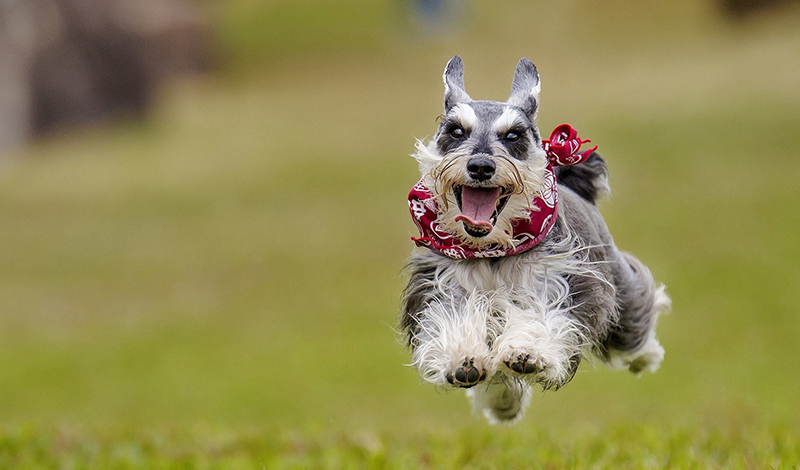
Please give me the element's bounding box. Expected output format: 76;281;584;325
0;0;799;465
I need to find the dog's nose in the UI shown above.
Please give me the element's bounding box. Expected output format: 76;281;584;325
467;157;496;181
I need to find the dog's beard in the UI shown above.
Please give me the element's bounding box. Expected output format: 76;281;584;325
414;141;548;249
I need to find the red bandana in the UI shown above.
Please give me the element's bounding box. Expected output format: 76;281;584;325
408;124;596;259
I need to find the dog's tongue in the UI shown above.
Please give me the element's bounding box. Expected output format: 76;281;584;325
455;186;501;230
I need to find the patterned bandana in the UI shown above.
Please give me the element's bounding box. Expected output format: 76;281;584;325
408;124;596;259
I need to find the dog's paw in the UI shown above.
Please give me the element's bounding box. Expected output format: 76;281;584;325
537;354;581;390
503;352;544;375
500;350;580;391
445;358;488;388
606;335;664;375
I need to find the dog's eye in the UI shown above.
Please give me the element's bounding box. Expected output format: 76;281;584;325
504;131;520;142
449;126;465;139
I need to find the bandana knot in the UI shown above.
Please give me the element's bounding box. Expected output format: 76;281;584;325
409;124;595;259
542;123;598;166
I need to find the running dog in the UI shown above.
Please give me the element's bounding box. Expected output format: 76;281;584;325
401;56;670;423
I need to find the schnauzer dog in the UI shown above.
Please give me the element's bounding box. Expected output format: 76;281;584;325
401;56;670;424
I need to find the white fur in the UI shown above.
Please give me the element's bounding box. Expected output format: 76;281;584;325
492;107;525;134
410;291;497;386
408;229;609;390
530;82;541;102
412;139;442;181
450;103;477;130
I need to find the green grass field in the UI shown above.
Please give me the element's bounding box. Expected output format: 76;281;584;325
1;1;799;467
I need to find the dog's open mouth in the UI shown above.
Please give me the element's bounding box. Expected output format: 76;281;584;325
453;185;512;237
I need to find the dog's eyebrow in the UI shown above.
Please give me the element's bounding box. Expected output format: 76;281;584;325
492;107;525;133
449;103;477;129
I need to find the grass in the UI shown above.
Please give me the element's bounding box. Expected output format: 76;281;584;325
1;0;800;467
1;422;798;468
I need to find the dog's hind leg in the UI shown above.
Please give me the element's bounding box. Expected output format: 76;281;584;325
603;252;671;374
467;373;531;424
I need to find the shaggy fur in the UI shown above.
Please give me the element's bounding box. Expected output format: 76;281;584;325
400;56;670;424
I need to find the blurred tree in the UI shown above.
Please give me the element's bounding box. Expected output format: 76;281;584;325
0;0;209;149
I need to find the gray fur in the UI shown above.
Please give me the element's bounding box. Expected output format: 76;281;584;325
507;57;540;120
553;152;610;204
443;55;471;112
606;252;663;354
400;256;448;347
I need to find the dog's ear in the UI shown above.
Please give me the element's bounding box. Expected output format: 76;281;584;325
443;55;471;113
507;58;541;120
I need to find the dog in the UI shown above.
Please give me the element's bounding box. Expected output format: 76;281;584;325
401;56;670;424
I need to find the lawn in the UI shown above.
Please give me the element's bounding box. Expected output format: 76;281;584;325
1;0;799;467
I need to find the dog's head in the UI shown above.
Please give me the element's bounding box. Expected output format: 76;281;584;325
414;56;549;249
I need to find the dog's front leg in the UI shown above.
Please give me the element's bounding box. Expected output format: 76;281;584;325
406;292;496;388
492;301;585;390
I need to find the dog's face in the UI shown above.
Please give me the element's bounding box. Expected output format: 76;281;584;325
414;56;549;249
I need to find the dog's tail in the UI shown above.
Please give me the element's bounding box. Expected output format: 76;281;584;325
554;151;609;205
